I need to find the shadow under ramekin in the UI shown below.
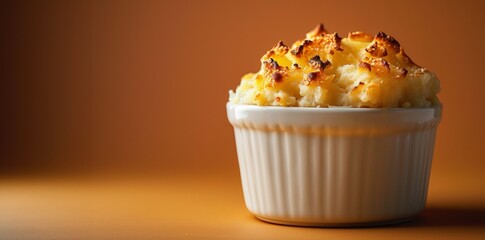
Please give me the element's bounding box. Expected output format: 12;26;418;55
249;206;485;229
396;206;485;229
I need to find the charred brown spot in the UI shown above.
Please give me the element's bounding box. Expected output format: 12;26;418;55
334;33;342;44
381;59;390;70
275;96;281;102
309;55;331;70
360;57;391;74
293;63;300;69
359;61;371;71
271;72;283;82
273;40;289;53
308;72;319;80
291;45;303;57
333;33;343;51
306;23;327;38
365;42;388;57
348;31;373;42
263;41;289;60
319;33;343;55
304;40;313;46
375;31;401;52
268;58;280;70
275;40;286;48
309;55;321;64
291;40;313;57
303;71;320;85
396;68;408;78
352;82;365;91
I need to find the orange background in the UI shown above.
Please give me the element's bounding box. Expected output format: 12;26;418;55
0;0;484;239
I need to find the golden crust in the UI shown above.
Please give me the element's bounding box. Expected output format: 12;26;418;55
365;41;388;57
312;33;343;55
374;31;401;53
262;41;289;61
230;23;440;107
361;57;391;76
348;31;373;42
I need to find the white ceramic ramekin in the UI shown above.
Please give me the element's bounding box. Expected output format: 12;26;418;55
227;102;441;227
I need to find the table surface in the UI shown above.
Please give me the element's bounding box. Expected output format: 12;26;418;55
1;173;484;240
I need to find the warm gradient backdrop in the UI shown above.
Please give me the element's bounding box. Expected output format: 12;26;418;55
1;0;484;179
1;0;484;239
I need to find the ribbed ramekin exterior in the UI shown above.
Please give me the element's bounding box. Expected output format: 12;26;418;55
228;104;441;226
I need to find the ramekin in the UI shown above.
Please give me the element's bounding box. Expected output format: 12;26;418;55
226;102;441;227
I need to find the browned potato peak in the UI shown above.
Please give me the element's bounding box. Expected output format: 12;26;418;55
230;24;440;107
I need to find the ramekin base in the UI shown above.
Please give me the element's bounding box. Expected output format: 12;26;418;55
255;214;417;227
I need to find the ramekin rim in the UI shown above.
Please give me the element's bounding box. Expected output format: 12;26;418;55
227;102;442;112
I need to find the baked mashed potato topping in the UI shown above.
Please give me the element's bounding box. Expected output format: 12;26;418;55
229;24;440;107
